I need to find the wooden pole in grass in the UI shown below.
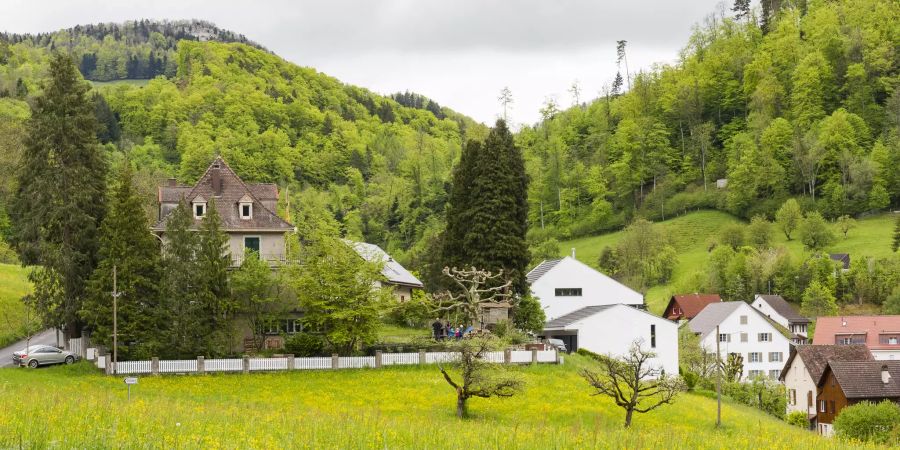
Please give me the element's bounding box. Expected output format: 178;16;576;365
716;324;722;428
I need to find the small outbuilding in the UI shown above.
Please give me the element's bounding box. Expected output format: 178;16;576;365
663;293;722;321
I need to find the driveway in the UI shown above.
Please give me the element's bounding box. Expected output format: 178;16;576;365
0;329;59;368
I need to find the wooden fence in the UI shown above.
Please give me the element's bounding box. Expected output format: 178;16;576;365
93;348;559;376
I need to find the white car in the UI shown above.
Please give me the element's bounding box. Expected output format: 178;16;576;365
12;345;79;368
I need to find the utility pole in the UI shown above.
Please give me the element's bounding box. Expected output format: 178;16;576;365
112;265;123;375
716;324;722;428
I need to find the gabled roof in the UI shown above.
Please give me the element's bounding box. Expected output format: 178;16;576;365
526;259;562;284
779;344;872;382
544;305;616;329
153;156;293;232
666;294;722;319
821;361;900;399
347;241;423;288
755;294;810;324
812;315;900;350
688;301;797;341
828;253;850;270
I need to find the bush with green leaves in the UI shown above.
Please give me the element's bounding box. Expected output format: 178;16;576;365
833;400;900;445
722;377;786;419
284;333;326;357
786;410;809;428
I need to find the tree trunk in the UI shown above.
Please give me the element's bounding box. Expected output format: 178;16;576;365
624;407;634;428
456;394;467;418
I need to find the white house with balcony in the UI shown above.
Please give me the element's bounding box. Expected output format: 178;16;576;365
526;257;644;321
688;301;795;381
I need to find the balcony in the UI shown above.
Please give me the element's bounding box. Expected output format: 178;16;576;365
229;253;294;268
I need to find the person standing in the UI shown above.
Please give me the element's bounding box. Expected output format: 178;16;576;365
431;318;443;341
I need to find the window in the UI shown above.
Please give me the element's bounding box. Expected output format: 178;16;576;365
240;202;253;220
839;337;853;345
819;400;826;413
880;334;900;345
740;315;748;325
829;400;835;414
555;288;582;297
650;324;656;348
789;389;796;405
807;391;813;408
740;332;748;343
769;352;783;362
748;370;764;378
244;236;260;254
719;333;730;343
769;370;781;379
194;203;206;218
758;333;771;342
749;352;762;363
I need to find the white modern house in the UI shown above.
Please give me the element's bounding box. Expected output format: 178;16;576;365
527;257;644;320
779;344;872;420
689;302;795;381
542;304;678;377
751;294;810;344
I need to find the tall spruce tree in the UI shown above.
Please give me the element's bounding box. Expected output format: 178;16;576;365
82;162;161;358
9;53;107;340
159;201;201;357
442;120;529;296
195;199;231;355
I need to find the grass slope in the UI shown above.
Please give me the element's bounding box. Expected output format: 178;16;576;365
0;263;32;348
560;210;897;314
0;355;873;449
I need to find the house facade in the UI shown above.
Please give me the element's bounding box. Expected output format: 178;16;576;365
779;344;872;423
689;302;794;381
663;294;722;321
815;360;900;436
348;241;424;302
527;257;644;321
541;304;678;376
812;315;900;360
751;294;810;344
153;157;294;266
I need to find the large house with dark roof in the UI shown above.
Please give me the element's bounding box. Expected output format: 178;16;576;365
663;294;722;321
153;157;294;266
751;294;810;344
812;315;900;360
779;344;872;423
526;256;644;320
815;360;900;436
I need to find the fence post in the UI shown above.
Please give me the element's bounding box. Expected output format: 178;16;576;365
331;353;339;369
103;352;111;375
531;348;538;365
504;349;512;364
197;356;205;374
418;349;426;366
375;350;383;368
151;357;159;376
287;354;295;371
242;355;250;374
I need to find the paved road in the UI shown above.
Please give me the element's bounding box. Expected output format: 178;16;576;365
0;329;59;368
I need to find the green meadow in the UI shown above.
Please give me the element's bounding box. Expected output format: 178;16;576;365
0;263;32;348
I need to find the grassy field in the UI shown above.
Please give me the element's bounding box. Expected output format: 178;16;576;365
0;355;876;449
0;263;32;348
559;210;898;314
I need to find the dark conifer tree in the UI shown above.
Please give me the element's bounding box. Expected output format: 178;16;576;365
195;199;231;355
93;93;120;143
9;53;107;340
159;201;199;357
82;162;161;358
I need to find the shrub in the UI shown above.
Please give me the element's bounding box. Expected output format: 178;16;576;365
722;377;786;419
833;400;900;445
786;411;809;428
284;333;325;357
718;223;745;249
681;370;699;391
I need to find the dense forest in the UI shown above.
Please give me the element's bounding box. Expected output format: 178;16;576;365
1;0;899;292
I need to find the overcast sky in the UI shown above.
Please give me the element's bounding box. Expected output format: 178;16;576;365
2;0;729;126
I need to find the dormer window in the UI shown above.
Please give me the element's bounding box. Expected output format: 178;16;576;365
193;196;207;219
238;194;253;220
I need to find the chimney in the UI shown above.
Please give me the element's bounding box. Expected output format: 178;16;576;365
211;167;222;196
571;248;576;258
167;178;177;187
883;365;891;384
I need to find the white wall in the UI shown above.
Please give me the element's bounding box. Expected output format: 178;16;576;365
751;296;789;329
699;303;792;381
783;355;817;416
872;350;900;361
565;304;678;377
531;257;643;320
228;232;286;261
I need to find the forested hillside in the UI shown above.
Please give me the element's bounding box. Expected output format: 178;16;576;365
519;0;899;241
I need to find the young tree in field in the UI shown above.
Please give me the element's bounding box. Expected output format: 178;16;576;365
747;216;773;250
775;199;803;240
798;212;835;251
718;223;746;250
9;53;107;341
231;252;289;353
439;335;524;418
432;266;511;326
581;341;685;428
801;280;838;318
286;234;390;354
836;215;856;239
81;163;161;357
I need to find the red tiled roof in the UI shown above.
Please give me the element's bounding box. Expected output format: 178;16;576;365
812;315;900;350
665;294;722;320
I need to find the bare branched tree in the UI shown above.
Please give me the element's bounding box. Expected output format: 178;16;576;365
581;340;685;428
431;266;511;326
438;336;524;418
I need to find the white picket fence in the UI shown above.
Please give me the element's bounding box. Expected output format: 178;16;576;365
96;349;558;376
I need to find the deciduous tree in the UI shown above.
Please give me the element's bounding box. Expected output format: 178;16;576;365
438;335;524;418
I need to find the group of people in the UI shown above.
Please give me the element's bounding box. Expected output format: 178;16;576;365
431;319;472;341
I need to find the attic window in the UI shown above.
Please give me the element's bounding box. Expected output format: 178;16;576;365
240;202;253;220
194;202;207;219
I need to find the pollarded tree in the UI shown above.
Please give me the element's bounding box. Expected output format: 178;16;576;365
438;335;524;418
581;340;685;428
431;266;511;327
